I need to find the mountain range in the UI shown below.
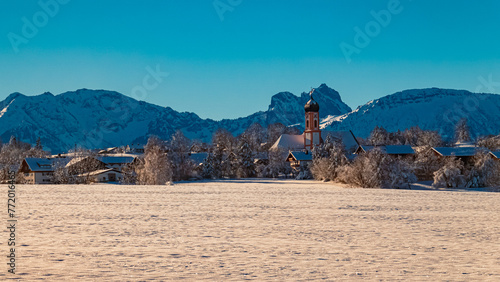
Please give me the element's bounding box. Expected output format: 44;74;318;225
0;84;499;153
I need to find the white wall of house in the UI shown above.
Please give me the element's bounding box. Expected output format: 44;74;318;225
24;172;53;184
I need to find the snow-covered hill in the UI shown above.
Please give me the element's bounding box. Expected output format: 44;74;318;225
322;88;500;139
0;84;350;152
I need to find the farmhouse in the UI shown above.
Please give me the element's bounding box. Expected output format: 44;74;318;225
431;147;483;165
78;168;123;183
19;158;59;184
285;150;313;169
20;154;138;184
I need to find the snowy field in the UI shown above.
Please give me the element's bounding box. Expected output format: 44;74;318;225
3;180;500;280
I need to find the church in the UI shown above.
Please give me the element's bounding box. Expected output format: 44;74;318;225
269;88;358;168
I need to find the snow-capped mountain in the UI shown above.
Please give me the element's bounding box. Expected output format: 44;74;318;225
322;88;500;140
0;84;350;153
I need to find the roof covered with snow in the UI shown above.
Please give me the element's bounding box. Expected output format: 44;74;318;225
270;134;304;151
23;158;55;172
287;151;313;161
77;168;122;177
358;145;415;155
432;147;482;157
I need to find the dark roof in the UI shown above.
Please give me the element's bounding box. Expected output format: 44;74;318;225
304;89;319;112
97;156;136;164
432;147;482;157
490;151;500;159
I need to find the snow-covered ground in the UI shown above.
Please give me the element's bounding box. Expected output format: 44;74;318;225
5;180;500;280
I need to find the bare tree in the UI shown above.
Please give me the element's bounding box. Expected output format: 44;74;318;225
369;126;389;145
169;130;194;181
455;118;471;143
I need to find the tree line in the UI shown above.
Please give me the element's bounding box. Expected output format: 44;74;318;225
311;118;500;188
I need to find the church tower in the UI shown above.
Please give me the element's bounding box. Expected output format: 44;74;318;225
304;88;321;151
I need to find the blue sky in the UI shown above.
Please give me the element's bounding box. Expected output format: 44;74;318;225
1;0;499;120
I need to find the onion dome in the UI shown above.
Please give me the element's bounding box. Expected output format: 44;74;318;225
304;88;319;112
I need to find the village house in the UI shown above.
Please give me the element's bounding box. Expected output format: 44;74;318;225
19;158;60;184
285;150;313;169
431;147;484;167
77;168;123;183
19;153;138;184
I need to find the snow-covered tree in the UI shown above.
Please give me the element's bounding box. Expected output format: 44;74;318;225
137;136;172;185
369;126;390;145
311;134;348;181
169;130;195;181
235;134;255;178
266;123;287;150
417;130;443;147
339;149;416;188
51;158;72;184
212;128;235;153
455;118;471;143
201;146;224;179
120;162;138;184
414;146;444;180
465;151;500;188
260;148;289;178
243;123;266;152
477;135;500;151
432;156;465;188
0;135;48;182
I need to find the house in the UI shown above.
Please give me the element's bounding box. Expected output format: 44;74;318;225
286;150;313;169
78;168;122;183
19;158;57;184
98;147;121;154
431;147;484;166
65;156;108;175
97;155;136;171
355;145;416;157
128;144;145;154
